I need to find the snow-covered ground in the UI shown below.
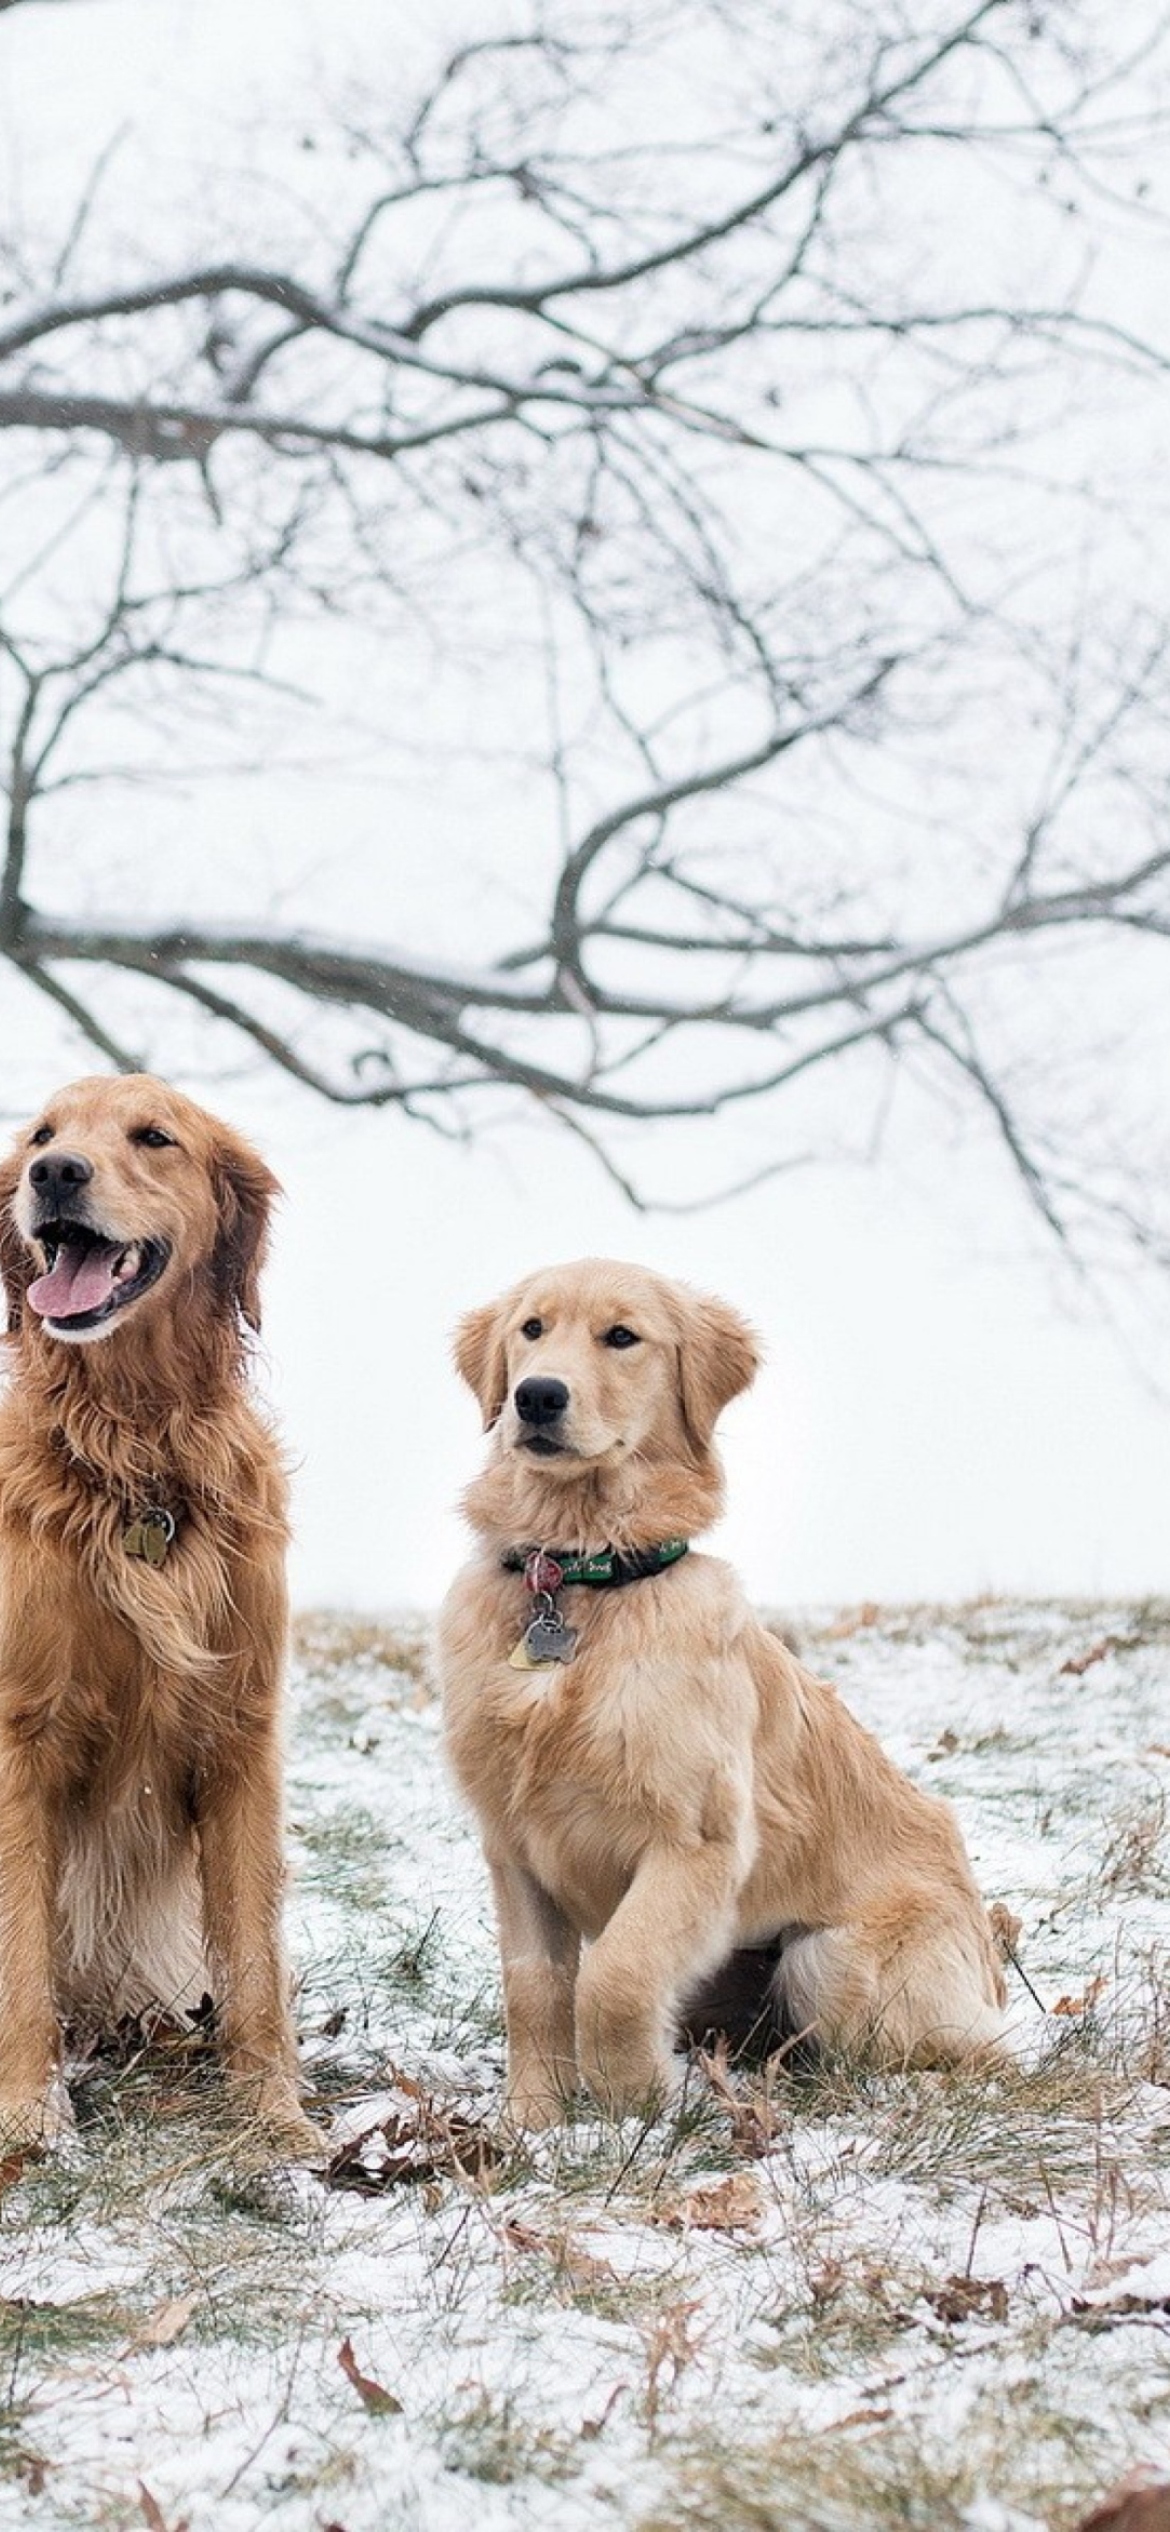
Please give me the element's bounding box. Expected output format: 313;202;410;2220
1;1603;1168;2532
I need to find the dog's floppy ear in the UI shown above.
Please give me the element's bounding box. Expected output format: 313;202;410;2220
676;1291;760;1451
211;1129;280;1335
454;1295;512;1430
0;1150;29;1336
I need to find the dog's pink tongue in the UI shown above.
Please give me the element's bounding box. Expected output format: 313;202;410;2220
27;1242;118;1320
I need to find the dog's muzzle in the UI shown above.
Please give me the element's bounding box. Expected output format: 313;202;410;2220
514;1375;570;1456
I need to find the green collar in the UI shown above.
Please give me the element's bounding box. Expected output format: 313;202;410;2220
501;1540;689;1591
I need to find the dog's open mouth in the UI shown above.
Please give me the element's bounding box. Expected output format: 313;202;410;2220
27;1223;170;1333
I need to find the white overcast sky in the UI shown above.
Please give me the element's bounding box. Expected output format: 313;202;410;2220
4;0;1170;1613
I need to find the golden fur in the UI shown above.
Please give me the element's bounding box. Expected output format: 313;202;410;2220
0;1075;316;2153
438;1259;1009;2125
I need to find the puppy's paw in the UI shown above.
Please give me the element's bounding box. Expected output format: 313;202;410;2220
503;2079;573;2133
576;1972;677;2118
577;2028;679;2121
230;2081;327;2165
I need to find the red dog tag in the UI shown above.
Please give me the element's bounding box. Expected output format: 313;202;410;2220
524;1551;564;1595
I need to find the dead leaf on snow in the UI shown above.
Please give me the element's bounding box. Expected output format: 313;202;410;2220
1074;2468;1170;2529
926;2273;1009;2325
1052;1974;1108;2017
697;2041;782;2157
654;2171;764;2233
128;2296;196;2352
325;2074;502;2194
820;2405;894;2432
138;2486;189;2532
1070;2279;1170;2327
499;2217;618;2287
337;2336;402;2415
643;2297;705;2427
1060;1639;1115;1677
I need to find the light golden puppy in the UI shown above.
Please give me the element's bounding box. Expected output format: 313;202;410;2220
439;1259;1008;2126
0;1075;317;2156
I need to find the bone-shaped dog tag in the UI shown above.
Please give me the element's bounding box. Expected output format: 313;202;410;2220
523;1613;577;1664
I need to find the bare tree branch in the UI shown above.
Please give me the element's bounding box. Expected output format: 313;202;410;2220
2;0;1170;1258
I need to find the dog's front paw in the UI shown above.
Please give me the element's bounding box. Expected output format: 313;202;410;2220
575;1981;676;2119
229;2080;327;2164
504;2076;573;2133
0;2082;73;2154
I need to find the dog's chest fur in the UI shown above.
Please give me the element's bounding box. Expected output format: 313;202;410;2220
439;1555;754;1936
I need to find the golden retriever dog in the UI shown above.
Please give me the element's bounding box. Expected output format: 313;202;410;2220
0;1074;317;2155
439;1259;1009;2126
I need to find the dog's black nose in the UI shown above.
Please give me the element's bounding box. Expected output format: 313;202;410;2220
29;1151;93;1202
515;1376;569;1427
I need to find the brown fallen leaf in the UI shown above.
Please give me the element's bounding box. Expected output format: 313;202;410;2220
499;2217;618;2288
1052;1974;1108;2018
1070;2280;1170;2327
138;2486;189;2532
697;2041;782;2157
643;2297;705;2428
820;2405;894;2432
926;2274;1009;2325
1074;2468;1170;2530
337;2336;402;2415
654;2172;764;2233
131;2296;196;2351
500;2217;546;2255
927;1728;960;1761
325;2076;501;2195
1060;1639;1114;1677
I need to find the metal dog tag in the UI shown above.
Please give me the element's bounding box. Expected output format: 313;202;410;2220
523;1612;577;1665
124;1509;176;1567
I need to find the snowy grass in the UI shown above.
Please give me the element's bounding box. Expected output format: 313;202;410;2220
1;1602;1169;2530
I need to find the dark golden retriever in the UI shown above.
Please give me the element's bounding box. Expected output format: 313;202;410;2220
439;1259;1010;2127
0;1074;317;2154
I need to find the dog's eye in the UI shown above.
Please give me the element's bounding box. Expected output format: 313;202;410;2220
520;1317;543;1341
29;1123;54;1147
603;1325;640;1349
131;1126;177;1150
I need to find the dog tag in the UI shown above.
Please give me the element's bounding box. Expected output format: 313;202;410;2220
523;1612;577;1665
124;1509;176;1566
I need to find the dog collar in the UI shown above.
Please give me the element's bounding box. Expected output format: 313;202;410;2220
501;1540;689;1591
503;1539;689;1672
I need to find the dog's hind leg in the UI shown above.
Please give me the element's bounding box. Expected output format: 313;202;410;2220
772;1901;1007;2070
